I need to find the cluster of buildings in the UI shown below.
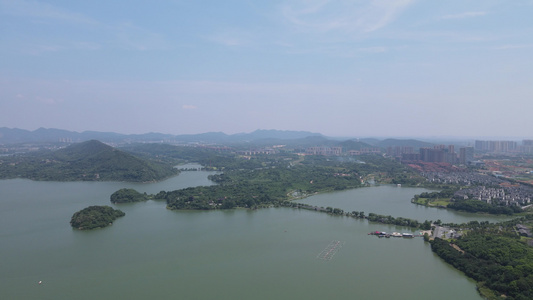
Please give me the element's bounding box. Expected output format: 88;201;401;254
236;148;278;155
475;140;533;154
423;171;533;208
305;147;342;156
454;186;533;207
347;148;381;155
241;139;533;161
475;140;517;153
392;145;475;165
422;172;502;186
386;146;415;157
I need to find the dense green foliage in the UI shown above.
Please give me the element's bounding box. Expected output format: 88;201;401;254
279;201;433;229
119;143;217;166
431;231;533;300
110;188;148;203
156;183;283;210
152;153;420;210
70;205;125;230
0;140;178;182
366;213;432;229
448;199;522;215
157;161;364;209
415;188;457;200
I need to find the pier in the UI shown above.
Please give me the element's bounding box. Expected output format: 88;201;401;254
317;240;345;260
368;231;424;238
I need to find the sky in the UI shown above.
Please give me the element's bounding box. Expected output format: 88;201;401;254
1;0;533;138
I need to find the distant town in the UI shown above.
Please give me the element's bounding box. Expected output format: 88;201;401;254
2;128;533;211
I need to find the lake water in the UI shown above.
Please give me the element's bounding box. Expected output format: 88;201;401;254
295;185;512;224
1;168;504;299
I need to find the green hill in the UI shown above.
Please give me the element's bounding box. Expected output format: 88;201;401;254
0;140;178;182
375;138;434;149
70;205;125;230
339;140;374;151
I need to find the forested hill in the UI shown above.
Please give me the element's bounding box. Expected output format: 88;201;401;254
0;140;178;182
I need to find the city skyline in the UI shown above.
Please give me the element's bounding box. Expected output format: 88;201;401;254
1;1;533;137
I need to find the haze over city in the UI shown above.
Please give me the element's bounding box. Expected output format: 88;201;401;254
1;0;532;138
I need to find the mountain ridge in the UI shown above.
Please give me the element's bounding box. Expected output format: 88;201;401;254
0;127;323;144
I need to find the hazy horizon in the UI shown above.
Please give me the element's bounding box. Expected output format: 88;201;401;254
2;126;531;142
1;1;532;137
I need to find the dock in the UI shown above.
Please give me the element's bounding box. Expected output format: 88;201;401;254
368;231;423;238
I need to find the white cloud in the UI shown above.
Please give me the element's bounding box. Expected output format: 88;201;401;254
182;104;197;110
440;11;487;20
1;0;168;52
0;0;99;25
280;0;415;34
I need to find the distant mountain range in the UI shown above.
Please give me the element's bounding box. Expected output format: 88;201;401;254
0;127;437;150
0;127;324;144
371;138;435;149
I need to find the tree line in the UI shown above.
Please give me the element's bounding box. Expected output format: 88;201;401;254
430;216;533;299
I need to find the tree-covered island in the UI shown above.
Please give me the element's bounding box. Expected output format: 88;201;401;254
110;188;149;203
70;206;125;230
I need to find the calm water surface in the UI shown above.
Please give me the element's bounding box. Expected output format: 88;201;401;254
296;185;512;224
1;170;501;299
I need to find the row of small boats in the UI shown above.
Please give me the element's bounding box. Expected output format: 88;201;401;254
368;231;414;238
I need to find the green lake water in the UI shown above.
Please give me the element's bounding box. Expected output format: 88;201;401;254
1;167;504;299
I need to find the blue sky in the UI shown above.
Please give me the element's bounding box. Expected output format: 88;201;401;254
1;0;532;138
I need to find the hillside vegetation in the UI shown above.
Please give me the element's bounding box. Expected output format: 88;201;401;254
70;206;125;230
0;140;178;182
110;188;149;203
151;153;425;210
430;218;533;300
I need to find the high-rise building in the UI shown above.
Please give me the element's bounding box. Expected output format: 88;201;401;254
459;147;474;165
474;140;517;153
419;147;448;163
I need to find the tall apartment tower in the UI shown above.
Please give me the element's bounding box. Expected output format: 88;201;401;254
459;147;474;165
